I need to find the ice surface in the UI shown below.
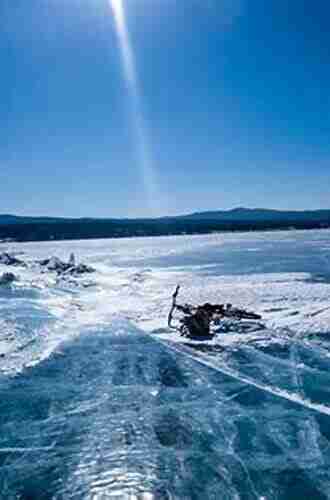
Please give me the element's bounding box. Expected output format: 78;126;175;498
1;230;330;498
2;319;330;499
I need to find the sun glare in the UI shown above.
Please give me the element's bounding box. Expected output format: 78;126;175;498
108;0;163;215
110;0;123;18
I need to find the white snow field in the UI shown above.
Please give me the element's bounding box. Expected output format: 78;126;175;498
1;229;330;498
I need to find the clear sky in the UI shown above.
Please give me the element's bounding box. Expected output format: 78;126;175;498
1;0;329;217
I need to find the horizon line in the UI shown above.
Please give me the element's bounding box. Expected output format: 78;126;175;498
2;206;330;221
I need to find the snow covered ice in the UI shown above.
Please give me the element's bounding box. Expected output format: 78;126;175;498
1;229;330;498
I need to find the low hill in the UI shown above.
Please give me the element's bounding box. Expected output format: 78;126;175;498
179;208;330;222
0;208;329;242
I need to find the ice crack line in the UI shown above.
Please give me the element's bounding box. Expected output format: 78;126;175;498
158;339;330;417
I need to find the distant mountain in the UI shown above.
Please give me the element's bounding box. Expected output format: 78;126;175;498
1;208;330;225
0;208;329;242
178;208;330;222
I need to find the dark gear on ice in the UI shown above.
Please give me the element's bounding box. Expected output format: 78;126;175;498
168;285;262;338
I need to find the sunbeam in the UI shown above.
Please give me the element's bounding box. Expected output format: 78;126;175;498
109;0;163;216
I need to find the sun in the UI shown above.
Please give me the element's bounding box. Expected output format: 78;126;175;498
110;0;124;16
109;0;125;32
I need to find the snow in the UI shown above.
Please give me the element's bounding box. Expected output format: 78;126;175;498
1;229;330;497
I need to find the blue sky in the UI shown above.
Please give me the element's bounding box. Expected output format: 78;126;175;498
1;0;329;217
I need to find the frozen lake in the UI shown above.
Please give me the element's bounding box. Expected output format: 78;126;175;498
1;229;330;498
